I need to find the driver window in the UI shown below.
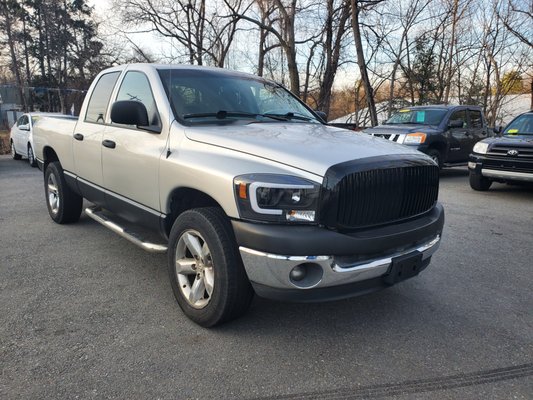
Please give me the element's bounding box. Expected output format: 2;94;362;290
450;110;467;128
115;71;161;130
16;116;28;127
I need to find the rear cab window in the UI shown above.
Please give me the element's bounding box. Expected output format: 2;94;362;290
85;72;121;124
469;110;483;128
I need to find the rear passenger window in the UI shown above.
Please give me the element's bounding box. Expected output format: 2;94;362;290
114;71;161;131
85;72;120;124
469;110;483;128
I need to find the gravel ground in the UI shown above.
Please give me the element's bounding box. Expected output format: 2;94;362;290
1;155;532;399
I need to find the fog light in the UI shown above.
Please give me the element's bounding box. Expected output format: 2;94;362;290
468;161;476;169
290;265;306;281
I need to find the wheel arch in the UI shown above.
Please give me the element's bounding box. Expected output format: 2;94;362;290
164;187;226;237
427;140;447;156
42;146;60;170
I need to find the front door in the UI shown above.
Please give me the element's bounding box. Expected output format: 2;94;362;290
101;70;167;226
447;109;471;163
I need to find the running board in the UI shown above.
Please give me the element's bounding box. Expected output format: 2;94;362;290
85;206;168;253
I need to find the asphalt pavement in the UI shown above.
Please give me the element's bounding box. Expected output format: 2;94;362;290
1;154;532;399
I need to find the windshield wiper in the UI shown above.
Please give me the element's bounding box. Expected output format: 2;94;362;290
182;110;313;122
262;112;313;121
183;111;260;120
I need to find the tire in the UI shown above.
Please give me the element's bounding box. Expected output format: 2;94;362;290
168;207;253;327
469;171;492;191
44;161;83;224
427;149;442;169
27;144;37;167
11;140;22;160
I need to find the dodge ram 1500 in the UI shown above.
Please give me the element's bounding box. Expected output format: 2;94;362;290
33;64;444;327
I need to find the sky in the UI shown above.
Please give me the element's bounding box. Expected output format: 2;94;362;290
87;0;360;88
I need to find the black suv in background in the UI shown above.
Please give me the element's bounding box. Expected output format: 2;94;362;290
469;110;533;191
363;105;489;168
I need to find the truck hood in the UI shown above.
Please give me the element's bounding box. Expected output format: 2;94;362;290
363;124;440;135
185;122;426;176
482;135;533;146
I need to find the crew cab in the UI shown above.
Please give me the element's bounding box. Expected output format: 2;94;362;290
363;105;489;168
33;64;444;327
469;111;533;190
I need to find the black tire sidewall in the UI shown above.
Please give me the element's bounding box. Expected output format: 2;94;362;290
28;145;36;167
44;162;82;224
11;141;21;160
469;171;492;191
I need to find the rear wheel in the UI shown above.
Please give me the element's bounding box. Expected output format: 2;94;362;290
168;207;253;327
11;140;22;160
44;161;83;223
469;171;492;191
27;144;37;167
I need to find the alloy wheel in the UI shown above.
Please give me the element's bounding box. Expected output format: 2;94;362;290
174;230;214;309
47;173;60;215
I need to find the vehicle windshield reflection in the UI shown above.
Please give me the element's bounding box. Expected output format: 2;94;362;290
158;69;319;124
503;114;533;136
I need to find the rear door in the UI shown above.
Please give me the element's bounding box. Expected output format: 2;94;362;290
468;109;487;148
73;71;121;203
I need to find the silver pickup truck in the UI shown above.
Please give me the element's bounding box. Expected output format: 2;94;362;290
33;64;444;327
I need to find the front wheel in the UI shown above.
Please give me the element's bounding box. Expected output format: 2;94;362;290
27;145;37;167
44;161;83;223
469;171;492;191
11;140;22;160
168;207;253;327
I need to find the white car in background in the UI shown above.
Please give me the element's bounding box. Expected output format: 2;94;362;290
10;113;76;167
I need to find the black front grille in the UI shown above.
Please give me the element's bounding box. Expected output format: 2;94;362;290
488;145;533;159
324;163;439;230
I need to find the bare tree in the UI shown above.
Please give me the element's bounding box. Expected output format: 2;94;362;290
117;0;244;67
350;0;385;126
0;0;27;109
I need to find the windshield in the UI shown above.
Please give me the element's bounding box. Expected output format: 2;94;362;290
504;113;533;136
158;69;318;124
386;109;447;126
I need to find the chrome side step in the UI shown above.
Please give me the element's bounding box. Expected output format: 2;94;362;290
85;206;168;253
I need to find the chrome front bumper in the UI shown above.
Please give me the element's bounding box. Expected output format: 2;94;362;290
239;235;441;291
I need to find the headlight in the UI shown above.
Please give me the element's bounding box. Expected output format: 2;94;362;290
473;142;489;154
402;132;427;144
234;174;320;223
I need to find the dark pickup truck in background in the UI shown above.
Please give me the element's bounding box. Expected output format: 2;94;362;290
363;105;489;168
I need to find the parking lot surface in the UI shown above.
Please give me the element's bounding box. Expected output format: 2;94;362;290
1;155;532;399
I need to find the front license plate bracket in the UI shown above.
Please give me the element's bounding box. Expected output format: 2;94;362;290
383;251;423;285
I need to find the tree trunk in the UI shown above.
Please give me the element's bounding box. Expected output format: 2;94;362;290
1;1;27;111
350;0;377;126
443;0;458;103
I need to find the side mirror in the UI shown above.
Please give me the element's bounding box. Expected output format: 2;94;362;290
493;125;502;134
19;124;30;131
111;101;149;127
314;110;327;122
448;120;464;129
